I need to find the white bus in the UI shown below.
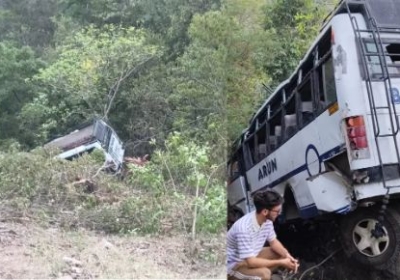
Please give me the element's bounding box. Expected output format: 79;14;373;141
45;119;125;171
227;0;400;275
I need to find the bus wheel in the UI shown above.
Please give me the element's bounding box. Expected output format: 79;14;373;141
340;207;400;275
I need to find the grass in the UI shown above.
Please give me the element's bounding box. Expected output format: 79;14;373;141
0;148;225;236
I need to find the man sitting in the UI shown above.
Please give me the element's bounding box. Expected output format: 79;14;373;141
227;190;299;280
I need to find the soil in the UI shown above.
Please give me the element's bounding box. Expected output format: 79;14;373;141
4;217;398;280
0;221;226;279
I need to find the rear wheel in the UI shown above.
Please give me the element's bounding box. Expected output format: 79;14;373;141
340;207;400;277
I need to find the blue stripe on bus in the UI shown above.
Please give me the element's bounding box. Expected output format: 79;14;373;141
251;144;346;218
320;144;345;161
254;144;344;192
298;203;350;219
256;164;307;190
299;204;319;219
335;204;351;214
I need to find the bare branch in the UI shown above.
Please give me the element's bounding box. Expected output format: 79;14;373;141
103;56;157;119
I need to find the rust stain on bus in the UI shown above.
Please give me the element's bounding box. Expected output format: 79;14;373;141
329;102;339;115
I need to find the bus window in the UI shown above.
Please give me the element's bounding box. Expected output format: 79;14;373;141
275;125;282;145
283;93;297;140
314;27;336;111
255;122;267;162
386;43;400;75
317;55;337;109
246;134;257;165
365;43;382;76
298;77;314;127
268;109;282;152
230;160;239;177
259;144;267;160
387;43;400;63
228;150;243;183
324;57;337;104
242;139;253;171
364;41;400;78
269;94;281;118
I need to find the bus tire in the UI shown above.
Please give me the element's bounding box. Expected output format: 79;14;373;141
340;207;400;276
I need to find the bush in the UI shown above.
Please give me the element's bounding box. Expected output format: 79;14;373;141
127;133;226;237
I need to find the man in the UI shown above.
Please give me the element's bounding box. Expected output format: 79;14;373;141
227;190;299;280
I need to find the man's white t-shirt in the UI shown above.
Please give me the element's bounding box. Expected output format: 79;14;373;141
226;210;277;272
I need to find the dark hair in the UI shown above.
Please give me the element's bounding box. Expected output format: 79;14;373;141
253;189;284;213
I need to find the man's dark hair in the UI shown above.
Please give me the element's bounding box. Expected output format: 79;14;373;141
253;189;284;213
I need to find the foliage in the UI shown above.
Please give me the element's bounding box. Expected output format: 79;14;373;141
0;136;225;235
112;63;175;156
263;0;337;85
59;0;222;60
0;0;338;236
128;133;226;235
171;2;270;152
0;0;335;153
0;0;59;52
30;24;161;141
0;41;45;148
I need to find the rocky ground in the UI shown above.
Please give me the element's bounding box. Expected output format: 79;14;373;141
0;221;226;279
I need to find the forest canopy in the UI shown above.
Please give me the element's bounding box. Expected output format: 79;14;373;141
0;0;336;156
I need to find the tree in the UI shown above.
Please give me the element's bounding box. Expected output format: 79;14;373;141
0;0;59;53
59;0;222;60
29;25;162;144
170;0;271;160
0;42;44;149
262;0;337;85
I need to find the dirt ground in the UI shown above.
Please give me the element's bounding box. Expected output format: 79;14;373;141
276;220;399;280
0;222;226;279
3;219;398;280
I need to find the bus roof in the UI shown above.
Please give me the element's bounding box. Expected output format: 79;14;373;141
321;0;400;31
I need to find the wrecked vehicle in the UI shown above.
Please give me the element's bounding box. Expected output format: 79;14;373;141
45;119;125;171
228;0;400;276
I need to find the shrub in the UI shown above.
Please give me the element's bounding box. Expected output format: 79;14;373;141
127;133;226;238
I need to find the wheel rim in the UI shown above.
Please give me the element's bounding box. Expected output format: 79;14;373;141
352;218;390;257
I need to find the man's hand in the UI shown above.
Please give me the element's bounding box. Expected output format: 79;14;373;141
286;252;297;263
281;257;299;273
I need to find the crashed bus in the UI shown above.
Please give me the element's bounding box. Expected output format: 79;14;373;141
227;0;400;275
45;119;125;171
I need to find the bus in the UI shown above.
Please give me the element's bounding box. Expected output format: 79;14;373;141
227;0;400;275
45;119;125;171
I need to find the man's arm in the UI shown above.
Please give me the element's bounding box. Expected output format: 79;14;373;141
245;256;297;272
244;256;285;269
269;238;296;261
